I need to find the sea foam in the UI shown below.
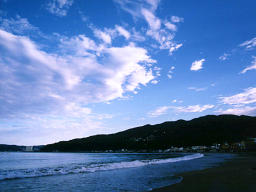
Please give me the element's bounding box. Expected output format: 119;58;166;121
0;153;204;181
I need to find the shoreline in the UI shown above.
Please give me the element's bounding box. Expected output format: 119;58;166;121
151;152;256;192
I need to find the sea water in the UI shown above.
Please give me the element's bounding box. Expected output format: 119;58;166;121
0;152;234;191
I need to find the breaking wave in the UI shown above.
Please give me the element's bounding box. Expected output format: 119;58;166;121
0;153;204;181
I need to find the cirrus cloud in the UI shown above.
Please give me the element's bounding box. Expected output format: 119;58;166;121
149;104;214;117
219;87;256;106
46;0;73;17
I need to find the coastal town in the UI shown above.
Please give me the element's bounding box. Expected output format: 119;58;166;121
19;137;256;153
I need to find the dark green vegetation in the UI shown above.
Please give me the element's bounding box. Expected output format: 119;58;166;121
41;115;256;152
0;144;25;151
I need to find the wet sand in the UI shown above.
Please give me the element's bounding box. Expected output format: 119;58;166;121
152;153;256;192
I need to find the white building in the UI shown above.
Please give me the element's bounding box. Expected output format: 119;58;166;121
25;146;33;152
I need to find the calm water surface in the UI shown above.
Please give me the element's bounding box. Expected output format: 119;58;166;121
0;152;234;192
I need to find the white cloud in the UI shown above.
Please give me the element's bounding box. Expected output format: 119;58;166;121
93;28;112;44
188;86;207;92
113;0;142;18
115;25;130;39
219;87;256;105
167;74;172;79
151;80;158;84
131;28;146;41
175;105;214;113
171;16;184;23
190;59;205;71
142;9;181;54
141;8;161;31
172;99;183;103
149;104;214;117
217;87;256;116
106;45;156;93
64;102;91;116
0;15;38;35
0;27;160;143
114;0;183;55
217;106;256;116
167;66;175;79
219;53;230;61
169;43;182;55
241;56;256;74
164;22;177;31
145;0;160;11
59;34;98;56
114;0;160;18
240;37;256;49
0;29;157;117
149;106;170;117
47;0;73;17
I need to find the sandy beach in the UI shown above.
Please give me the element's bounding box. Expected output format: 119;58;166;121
152;153;256;192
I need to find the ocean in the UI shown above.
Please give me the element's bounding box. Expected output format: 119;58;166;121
0;152;234;191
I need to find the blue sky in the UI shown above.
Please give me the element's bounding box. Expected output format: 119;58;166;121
0;0;256;145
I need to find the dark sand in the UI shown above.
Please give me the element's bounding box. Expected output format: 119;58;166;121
152;153;256;192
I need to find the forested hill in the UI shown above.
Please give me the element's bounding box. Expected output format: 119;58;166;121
41;115;256;152
0;144;25;151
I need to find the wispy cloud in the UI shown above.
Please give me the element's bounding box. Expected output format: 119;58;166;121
46;0;73;17
217;106;256;116
241;56;256;74
142;9;182;54
188;86;207;92
149;106;170;117
115;25;130;39
219;87;256;105
169;43;182;55
164;22;177;31
216;87;256;116
167;66;175;79
114;0;183;55
0;15;40;36
149;104;214;117
93;28;112;44
240;37;256;49
114;0;160;18
190;59;205;71
172;99;183;103
175;104;214;113
219;53;230;61
0;29;157;118
0;24;161;143
171;16;184;23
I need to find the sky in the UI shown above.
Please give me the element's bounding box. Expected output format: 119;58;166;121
0;0;256;145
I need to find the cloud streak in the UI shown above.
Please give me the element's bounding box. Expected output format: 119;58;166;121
240;37;256;49
188;87;207;92
241;56;256;74
149;104;214;117
219;87;256;106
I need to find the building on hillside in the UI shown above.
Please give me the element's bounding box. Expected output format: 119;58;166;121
25;146;33;152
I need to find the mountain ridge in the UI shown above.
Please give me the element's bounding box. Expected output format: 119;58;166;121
40;114;256;152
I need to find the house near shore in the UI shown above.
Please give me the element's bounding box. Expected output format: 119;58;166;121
25;146;33;152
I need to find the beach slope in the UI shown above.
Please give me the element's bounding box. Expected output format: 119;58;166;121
152;153;256;192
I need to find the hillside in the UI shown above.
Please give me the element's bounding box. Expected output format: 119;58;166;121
0;144;25;151
41;115;256;152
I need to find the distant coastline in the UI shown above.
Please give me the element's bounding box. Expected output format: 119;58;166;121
1;115;256;153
